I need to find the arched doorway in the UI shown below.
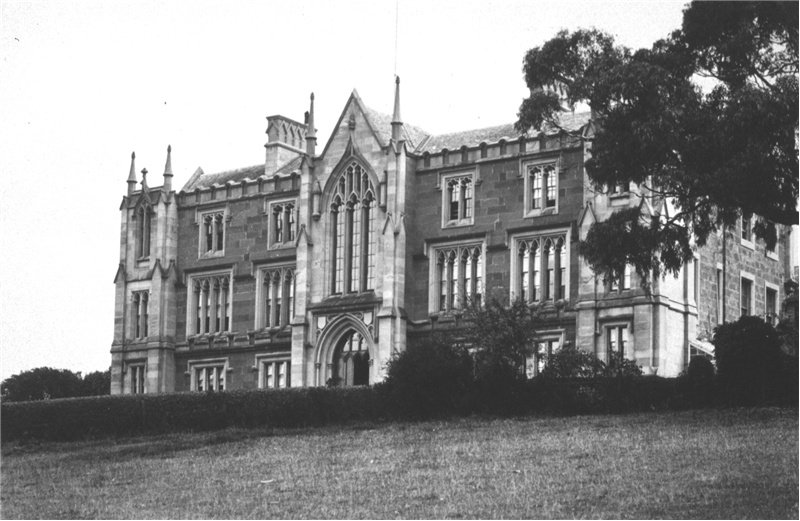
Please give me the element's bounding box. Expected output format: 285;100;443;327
330;329;370;386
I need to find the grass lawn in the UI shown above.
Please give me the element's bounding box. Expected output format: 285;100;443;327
1;407;796;519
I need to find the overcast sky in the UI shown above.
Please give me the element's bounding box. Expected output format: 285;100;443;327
0;0;687;380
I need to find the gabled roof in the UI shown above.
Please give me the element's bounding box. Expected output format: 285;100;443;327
182;164;264;192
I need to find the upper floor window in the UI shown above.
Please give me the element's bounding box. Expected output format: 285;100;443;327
270;200;296;247
257;266;295;329
525;162;558;216
609;182;631;195
200;210;226;256
514;233;568;304
442;173;474;227
610;264;632;292
330;162;376;294
431;243;483;313
188;272;231;336
741;214;753;245
135;205;152;259
131;291;149;339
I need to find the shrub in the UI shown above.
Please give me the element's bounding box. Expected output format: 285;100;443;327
714;316;785;405
383;335;474;419
678;355;715;407
603;351;643;378
539;345;606;379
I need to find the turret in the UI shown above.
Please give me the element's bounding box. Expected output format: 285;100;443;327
162;145;173;193
127;152;137;195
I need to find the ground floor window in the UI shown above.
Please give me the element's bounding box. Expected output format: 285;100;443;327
331;330;370;386
259;358;290;389
606;325;628;358
191;361;227;392
526;337;561;378
129;364;145;394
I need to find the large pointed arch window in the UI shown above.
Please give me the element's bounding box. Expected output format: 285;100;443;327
330;162;376;294
432;243;483;313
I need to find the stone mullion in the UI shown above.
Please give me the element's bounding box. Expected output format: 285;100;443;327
540;243;548;302
470;250;478;301
446;255;454;312
459;180;466;220
528;242;536;302
344;205;353;293
201;280;209;334
220;279;229;332
554;241;562;300
360;202;370;292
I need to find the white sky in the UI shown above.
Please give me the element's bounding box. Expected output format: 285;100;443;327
0;0;687;380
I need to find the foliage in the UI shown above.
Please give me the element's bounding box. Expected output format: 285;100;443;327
604;350;644;378
517;1;798;282
81;370;111;396
539;345;606;378
465;298;539;383
1;367;111;402
383;335;474;419
678;355;715;407
713;316;786;404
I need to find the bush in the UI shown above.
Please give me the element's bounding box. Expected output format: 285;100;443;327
714;316;786;405
539;346;606;379
677;355;715;407
383;336;474;419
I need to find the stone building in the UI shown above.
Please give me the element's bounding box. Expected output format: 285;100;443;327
111;79;793;394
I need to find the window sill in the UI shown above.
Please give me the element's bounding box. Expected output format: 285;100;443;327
524;206;558;218
199;251;226;260
269;241;295;250
442;219;474;229
740;238;755;250
766;250;779;261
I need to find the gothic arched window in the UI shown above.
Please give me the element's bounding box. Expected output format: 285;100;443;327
330;162;376;294
136;205;152;258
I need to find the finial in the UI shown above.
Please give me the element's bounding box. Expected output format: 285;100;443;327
306;91;317;157
392;75;402;124
164;145;173;176
141;168;148;189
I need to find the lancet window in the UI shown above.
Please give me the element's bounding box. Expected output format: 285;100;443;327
330;162;376;294
135;205;152;258
433;244;483;312
189;274;231;335
515;234;568;303
132;291;149;339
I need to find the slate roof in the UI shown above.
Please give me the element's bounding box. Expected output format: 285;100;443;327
182;164;264;191
361;105;431;151
415;111;592;154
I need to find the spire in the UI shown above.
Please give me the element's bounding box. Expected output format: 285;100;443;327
391;76;403;143
163;145;173;193
127;151;137;195
140;168;149;192
305;92;317;157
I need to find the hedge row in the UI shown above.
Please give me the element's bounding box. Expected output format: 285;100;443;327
0;376;722;443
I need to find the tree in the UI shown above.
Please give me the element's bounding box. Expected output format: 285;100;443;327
516;1;798;282
81;370;111;396
1;367;84;402
465;297;539;382
0;367;111;402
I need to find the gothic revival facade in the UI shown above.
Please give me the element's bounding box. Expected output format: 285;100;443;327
111;79;792;394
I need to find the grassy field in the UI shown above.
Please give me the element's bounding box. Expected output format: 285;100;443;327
1;407;796;519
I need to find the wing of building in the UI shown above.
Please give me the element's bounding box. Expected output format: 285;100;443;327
111;79;794;394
